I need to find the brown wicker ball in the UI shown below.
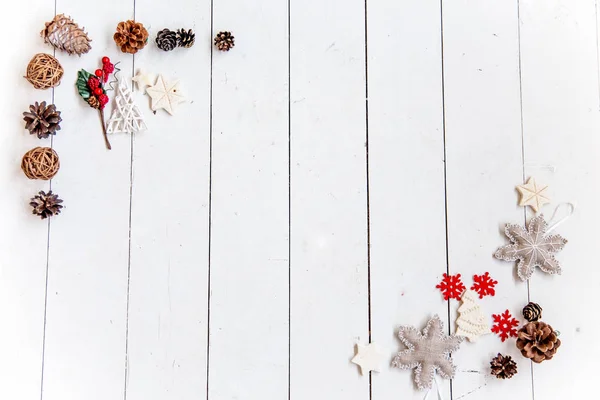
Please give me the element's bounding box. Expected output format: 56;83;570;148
25;53;64;89
21;147;60;180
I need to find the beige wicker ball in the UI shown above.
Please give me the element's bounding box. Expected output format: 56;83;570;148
21;147;60;180
25;53;64;90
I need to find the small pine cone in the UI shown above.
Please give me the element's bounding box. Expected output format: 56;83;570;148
156;29;178;51
214;31;235;51
30;190;63;219
23;101;62;139
490;353;518;379
522;302;542;322
516;321;561;363
114;20;148;54
176;29;195;48
87;96;100;109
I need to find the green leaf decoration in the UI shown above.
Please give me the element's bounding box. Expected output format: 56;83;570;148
76;69;93;100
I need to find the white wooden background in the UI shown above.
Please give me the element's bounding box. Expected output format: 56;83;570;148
1;0;599;399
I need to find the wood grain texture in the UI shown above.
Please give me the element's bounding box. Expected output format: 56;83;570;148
2;1;600;399
207;0;290;399
40;3;134;400
289;0;369;398
0;4;54;400
125;2;211;400
441;0;533;398
367;0;450;398
519;0;600;397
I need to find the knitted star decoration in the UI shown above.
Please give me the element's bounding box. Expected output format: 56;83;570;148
392;315;463;390
494;214;567;281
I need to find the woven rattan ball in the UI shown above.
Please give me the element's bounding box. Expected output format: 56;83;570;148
25;53;64;90
21;147;60;180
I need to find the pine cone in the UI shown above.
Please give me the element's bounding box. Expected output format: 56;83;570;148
41;14;91;56
30;190;63;219
23;101;62;139
87;96;100;109
177;29;195;48
516;321;561;363
523;302;542;322
114;20;148;54
156;29;177;51
214;31;235;51
490;353;518;379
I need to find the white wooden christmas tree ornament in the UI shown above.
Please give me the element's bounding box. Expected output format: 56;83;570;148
455;290;490;342
106;80;148;134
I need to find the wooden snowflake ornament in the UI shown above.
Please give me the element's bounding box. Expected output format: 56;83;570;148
145;75;186;115
106;81;147;134
392;315;463;390
495;214;567;281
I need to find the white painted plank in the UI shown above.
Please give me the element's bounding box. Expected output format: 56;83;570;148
441;0;534;398
40;3;134;399
519;0;600;397
289;1;368;398
367;0;450;398
0;4;54;400
125;3;211;400
207;1;289;399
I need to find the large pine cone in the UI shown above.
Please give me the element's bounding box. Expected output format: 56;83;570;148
214;31;235;51
30;190;63;219
177;29;195;48
516;321;561;363
23;101;62;139
490;353;517;379
156;29;177;51
41;14;91;56
114;20;148;54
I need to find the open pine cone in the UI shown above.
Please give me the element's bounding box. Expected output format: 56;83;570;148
516;321;561;363
156;29;177;51
177;29;195;48
23;101;62;139
490;353;517;379
114;20;148;54
30;190;63;219
214;31;235;51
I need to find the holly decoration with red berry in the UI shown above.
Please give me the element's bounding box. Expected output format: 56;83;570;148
76;57;118;150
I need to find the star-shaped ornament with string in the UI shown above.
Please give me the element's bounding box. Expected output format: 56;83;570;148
351;342;386;375
145;75;186;115
516;177;550;213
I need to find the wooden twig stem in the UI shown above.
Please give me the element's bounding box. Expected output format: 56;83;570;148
99;108;112;150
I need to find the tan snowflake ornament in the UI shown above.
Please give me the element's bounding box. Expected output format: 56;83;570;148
516;177;550;213
392;315;463;390
145;75;186;115
495;214;567;281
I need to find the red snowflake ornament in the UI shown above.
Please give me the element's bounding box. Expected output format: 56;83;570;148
436;273;466;300
491;310;519;342
471;272;498;299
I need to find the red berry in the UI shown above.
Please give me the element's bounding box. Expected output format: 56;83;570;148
95;69;103;77
94;88;104;96
99;94;109;105
103;63;115;74
87;76;100;91
102;56;110;64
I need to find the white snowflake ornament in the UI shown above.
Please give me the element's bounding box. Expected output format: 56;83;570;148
145;75;186;115
106;81;147;134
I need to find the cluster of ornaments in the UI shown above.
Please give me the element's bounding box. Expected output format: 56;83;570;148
351;176;566;392
20;13;238;219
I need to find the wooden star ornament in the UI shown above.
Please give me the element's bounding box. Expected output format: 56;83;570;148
132;70;156;91
351;342;386;375
516;177;550;212
145;75;186;115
